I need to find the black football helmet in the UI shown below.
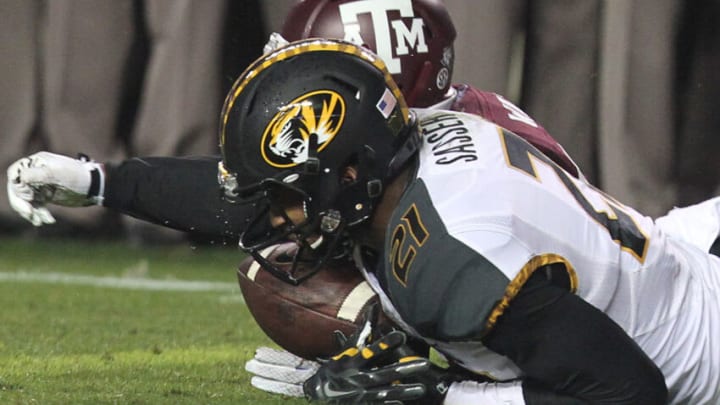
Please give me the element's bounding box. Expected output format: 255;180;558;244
280;0;457;108
219;39;420;284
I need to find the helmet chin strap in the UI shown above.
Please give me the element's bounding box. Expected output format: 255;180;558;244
387;117;422;179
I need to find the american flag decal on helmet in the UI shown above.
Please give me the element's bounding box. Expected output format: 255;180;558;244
376;88;397;119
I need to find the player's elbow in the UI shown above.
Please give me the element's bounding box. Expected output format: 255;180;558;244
603;360;667;404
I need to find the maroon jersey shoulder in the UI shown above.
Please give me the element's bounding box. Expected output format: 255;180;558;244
450;84;579;177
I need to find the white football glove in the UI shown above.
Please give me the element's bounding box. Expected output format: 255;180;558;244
444;380;525;405
6;151;105;226
245;347;320;398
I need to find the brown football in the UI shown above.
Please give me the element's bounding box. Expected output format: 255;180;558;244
237;242;380;359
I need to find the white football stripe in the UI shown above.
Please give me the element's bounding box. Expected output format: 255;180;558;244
247;261;262;282
0;271;237;292
247;245;279;281
337;280;376;322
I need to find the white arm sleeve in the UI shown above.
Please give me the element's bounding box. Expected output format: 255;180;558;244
444;380;525;405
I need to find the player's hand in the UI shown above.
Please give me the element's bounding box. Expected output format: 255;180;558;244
6;151;105;226
303;329;445;404
245;346;321;397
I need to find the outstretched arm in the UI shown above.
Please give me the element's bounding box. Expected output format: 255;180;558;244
103;155;258;239
7;152;265;240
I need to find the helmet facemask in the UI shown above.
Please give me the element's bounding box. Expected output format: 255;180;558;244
232;164;357;286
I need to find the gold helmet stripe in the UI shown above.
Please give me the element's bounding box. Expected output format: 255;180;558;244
220;39;410;146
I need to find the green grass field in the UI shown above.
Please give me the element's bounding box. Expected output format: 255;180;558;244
0;237;307;404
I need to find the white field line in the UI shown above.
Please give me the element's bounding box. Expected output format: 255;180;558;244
0;270;238;293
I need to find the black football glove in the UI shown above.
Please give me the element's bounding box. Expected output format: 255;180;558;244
303;330;427;404
303;329;467;404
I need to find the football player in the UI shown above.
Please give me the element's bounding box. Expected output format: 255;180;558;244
4;1;592;399
217;38;720;404
4;1;583;397
6;3;718;402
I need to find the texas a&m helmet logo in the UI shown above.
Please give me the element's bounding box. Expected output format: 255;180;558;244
338;0;429;75
261;90;346;168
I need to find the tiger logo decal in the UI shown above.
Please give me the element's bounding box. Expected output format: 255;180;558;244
261;90;346;168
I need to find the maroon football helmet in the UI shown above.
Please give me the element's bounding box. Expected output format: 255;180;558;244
281;0;456;108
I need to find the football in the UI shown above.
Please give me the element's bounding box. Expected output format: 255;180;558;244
237;242;379;359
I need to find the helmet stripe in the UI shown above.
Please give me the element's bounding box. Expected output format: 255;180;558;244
220;39;410;146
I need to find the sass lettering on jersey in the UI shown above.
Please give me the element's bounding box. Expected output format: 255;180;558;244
338;0;428;74
421;113;478;165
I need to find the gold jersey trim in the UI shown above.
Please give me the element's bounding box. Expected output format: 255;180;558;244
485;253;578;332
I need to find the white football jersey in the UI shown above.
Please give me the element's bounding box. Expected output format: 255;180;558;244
362;108;720;404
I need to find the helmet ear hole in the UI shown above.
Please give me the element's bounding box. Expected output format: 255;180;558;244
337;153;359;184
340;163;358;185
341;153;359;169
